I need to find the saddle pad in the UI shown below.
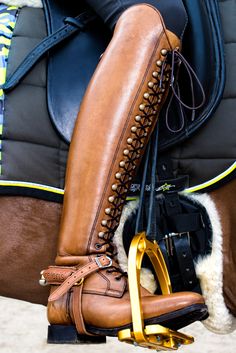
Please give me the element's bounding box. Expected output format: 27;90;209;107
0;4;18;175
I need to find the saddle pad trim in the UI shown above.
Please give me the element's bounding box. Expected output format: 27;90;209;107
0;4;18;175
185;161;236;194
0;161;235;203
0;180;63;202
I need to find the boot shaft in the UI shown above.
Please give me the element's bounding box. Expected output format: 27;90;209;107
56;5;180;264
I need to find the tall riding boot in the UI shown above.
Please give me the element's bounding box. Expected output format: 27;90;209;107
43;4;207;341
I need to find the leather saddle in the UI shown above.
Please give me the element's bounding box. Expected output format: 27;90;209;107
3;0;225;148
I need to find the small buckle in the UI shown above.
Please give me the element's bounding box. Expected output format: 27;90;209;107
95;255;113;269
163;232;190;256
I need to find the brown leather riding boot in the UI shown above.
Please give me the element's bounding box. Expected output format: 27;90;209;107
42;4;207;342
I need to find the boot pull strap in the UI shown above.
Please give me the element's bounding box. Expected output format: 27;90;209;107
48;255;112;302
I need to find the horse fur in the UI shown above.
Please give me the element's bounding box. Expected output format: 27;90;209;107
113;194;236;334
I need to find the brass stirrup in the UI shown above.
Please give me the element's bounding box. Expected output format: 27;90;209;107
118;232;194;350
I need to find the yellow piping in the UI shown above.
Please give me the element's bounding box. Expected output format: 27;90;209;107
185;161;236;193
0;180;64;195
0;161;235;198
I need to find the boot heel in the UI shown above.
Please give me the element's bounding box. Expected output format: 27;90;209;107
47;325;106;344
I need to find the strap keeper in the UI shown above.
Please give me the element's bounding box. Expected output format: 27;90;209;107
95;255;113;268
63;17;86;30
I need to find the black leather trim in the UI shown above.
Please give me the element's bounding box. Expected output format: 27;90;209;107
2;10;97;92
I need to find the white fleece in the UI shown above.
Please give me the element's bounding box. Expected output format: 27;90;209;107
188;193;236;334
114;194;236;334
0;0;42;7
113;200;158;294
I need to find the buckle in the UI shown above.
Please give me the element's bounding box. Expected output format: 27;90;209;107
95;255;113;269
163;232;190;256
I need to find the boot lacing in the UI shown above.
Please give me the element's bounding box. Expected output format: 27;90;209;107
96;49;172;251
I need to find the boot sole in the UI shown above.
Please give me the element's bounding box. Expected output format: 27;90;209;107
86;303;208;336
47;303;208;343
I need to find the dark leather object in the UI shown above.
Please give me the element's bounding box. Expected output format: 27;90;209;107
43;0;111;143
2;0;225;148
159;0;226;150
48;0;225;147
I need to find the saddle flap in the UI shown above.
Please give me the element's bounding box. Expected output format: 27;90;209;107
43;0;111;143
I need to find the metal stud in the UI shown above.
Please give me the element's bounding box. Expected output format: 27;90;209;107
143;92;149;99
156;60;162;67
158;98;161;103
105;208;111;215
161;88;165;93
98;232;105;238
112;184;118;190
115;172;121;179
161;48;168;56
127;138;133;144
101;220;107;226
148;121;152;126
108;196;115;203
119;161;125;167
129;177;132;181
152;71;158;78
148;81;154;88
131;126;137;132
123;149;129;155
39;271;47;287
139;104;145;111
144;132;148;136
135;115;141;122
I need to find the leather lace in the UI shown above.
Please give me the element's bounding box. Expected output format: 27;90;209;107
161;49;206;133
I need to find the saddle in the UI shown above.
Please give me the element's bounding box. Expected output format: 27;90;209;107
3;0;224;148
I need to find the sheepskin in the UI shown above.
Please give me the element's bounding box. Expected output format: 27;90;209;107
190;193;236;334
114;194;236;334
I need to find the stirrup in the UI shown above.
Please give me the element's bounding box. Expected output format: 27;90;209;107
118;232;194;350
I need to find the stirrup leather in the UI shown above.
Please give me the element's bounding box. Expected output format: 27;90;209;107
118;232;194;350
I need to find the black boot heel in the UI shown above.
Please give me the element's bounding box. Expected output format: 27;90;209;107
47;325;106;344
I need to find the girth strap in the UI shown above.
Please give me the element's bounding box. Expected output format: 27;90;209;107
2;10;97;92
173;233;199;290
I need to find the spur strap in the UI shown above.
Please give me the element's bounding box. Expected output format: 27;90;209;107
48;255;113;302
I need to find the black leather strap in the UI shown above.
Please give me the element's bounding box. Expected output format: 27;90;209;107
173;233;201;292
2;10;97;92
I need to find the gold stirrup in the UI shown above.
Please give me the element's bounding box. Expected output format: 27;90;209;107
118;232;194;350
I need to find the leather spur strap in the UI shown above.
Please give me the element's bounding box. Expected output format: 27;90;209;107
48;255;112;302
